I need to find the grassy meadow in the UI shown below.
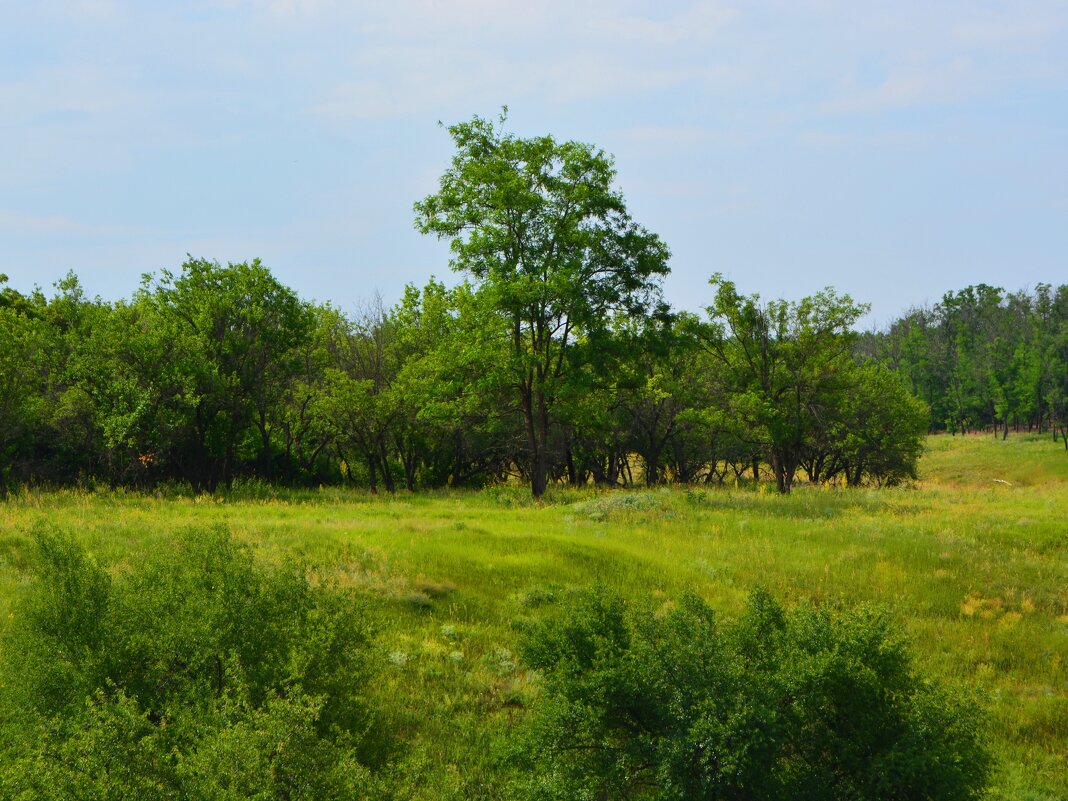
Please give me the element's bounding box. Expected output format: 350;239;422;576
1;433;1065;799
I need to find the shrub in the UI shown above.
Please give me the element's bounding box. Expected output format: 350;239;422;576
573;492;672;522
514;589;991;801
0;525;383;800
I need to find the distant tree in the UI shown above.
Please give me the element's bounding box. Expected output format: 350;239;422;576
0;273;38;317
838;364;929;485
695;275;867;492
319;297;403;493
141;258;313;489
415;111;671;498
5;253;1065;491
0;304;49;494
935;284;1004;433
388;279;516;489
269;303;340;483
1047;285;1068;446
866;282;1068;442
609;317;717;486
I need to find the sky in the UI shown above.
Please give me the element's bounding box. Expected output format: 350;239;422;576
1;1;1066;327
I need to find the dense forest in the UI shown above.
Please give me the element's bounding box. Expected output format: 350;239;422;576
2;116;1066;498
861;283;1068;439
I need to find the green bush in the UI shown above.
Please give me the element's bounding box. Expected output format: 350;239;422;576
573;492;672;522
0;525;383;800
514;589;991;801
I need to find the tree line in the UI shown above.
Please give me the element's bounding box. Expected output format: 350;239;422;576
0;258;927;498
1;113;1062;497
860;283;1068;442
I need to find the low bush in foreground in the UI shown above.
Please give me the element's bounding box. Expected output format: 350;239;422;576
514;589;991;801
0;526;383;801
0;523;996;800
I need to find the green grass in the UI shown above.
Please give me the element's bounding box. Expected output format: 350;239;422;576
1;433;1066;799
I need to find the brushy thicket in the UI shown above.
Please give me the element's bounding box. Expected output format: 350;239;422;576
0;525;993;800
513;589;992;801
0;526;385;801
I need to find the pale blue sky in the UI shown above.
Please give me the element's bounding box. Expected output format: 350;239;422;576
2;1;1066;325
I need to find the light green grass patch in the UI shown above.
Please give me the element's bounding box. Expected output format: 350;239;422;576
0;433;1065;800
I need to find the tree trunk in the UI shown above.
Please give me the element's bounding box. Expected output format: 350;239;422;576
604;447;621;486
334;444;353;486
643;448;661;487
845;457;864;487
258;409;272;480
450;429;463;487
524;386;550;499
377;437;395;493
302;439;329;476
565;445;578;486
530;450;548;498
402;451;417;492
770;452;788;493
367;455;378;494
589;459;606;486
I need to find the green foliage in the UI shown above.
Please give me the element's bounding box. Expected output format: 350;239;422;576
0;304;51;493
514;588;991;801
415;110;671;497
836;364;930;486
0;525;382;800
866;283;1068;440
693;275;877;492
137;257;316;489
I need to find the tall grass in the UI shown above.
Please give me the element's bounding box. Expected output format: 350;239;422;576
0;433;1064;800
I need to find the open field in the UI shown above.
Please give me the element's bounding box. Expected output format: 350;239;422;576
1;433;1065;799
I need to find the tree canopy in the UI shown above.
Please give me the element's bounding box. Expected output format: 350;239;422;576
414;111;671;497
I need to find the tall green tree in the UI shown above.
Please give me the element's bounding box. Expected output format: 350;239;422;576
141;258;313;489
415;111;670;497
695;275;867;492
0;302;49;494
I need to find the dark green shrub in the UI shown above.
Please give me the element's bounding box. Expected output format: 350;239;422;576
514;589;991;801
0;525;383;800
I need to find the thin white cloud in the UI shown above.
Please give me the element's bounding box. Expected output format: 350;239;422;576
615;125;751;150
598;1;738;45
952;6;1068;50
297;0;744;119
265;0;333;17
822;58;979;115
0;210;138;238
0;65;138;124
71;0;119;20
798;128;944;150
